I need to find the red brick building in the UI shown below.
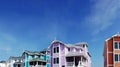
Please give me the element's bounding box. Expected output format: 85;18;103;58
103;34;120;67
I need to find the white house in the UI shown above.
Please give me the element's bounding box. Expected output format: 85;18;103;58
0;61;7;67
8;56;23;67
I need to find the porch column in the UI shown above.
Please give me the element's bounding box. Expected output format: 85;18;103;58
81;57;83;62
37;61;38;67
33;62;34;66
74;57;75;66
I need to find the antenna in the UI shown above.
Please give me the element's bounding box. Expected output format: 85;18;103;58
118;32;119;34
117;32;120;36
54;37;57;40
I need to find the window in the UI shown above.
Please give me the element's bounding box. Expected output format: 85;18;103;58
119;42;120;49
114;42;118;49
115;54;118;62
57;58;59;63
54;48;56;53
114;42;120;49
53;58;59;64
119;54;120;61
57;47;59;53
54;58;55;64
83;45;85;48
62;65;65;67
53;47;59;53
68;48;70;51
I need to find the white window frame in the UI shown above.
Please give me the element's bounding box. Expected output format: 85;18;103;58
53;47;59;53
114;41;120;50
53;57;59;64
114;54;119;62
114;54;120;62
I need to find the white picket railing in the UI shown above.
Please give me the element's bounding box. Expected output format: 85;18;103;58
30;65;46;67
66;61;86;67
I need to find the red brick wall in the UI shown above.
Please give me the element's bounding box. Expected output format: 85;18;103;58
107;38;113;66
108;38;113;52
104;42;108;67
115;63;120;67
114;36;120;41
108;53;113;64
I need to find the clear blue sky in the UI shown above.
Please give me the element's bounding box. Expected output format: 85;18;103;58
0;0;120;67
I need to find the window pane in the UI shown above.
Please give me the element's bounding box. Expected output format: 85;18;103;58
54;58;55;64
119;54;120;61
57;58;59;64
54;48;56;53
115;42;118;49
57;47;59;53
115;54;118;61
68;48;70;51
119;42;120;49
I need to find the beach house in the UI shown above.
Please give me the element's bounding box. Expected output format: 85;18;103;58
22;49;50;67
49;40;91;67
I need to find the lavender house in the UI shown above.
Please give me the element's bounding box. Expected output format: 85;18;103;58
49;40;91;67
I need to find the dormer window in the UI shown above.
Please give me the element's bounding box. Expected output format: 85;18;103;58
31;55;34;58
54;47;59;53
83;44;85;48
68;48;70;51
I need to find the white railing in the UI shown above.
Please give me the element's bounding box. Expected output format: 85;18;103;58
30;65;46;67
67;61;86;67
77;61;86;67
67;62;74;66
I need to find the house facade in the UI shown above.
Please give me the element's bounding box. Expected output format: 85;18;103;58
0;61;7;67
7;56;23;67
103;33;120;67
22;49;50;67
49;40;91;67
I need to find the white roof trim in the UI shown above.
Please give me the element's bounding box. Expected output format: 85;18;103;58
105;33;120;41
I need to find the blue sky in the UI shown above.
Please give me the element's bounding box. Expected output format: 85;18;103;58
0;0;120;67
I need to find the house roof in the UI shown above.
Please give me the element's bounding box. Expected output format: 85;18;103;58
39;49;50;53
14;62;22;64
49;39;88;50
65;52;87;59
22;48;50;56
104;33;120;56
0;61;6;63
105;33;120;42
22;50;44;55
9;56;23;60
29;58;47;62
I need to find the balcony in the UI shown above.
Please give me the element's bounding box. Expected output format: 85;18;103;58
30;65;46;67
66;61;86;67
67;62;74;67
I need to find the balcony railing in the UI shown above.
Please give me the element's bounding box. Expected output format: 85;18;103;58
30;65;46;67
67;62;74;66
66;61;86;67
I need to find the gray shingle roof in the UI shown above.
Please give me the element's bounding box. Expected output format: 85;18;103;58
65;52;87;59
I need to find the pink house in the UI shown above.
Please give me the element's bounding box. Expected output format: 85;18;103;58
49;40;91;67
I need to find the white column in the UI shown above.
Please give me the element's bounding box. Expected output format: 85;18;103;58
81;57;83;66
37;61;38;67
73;57;75;67
81;57;83;62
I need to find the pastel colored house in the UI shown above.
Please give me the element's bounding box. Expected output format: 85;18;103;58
49;40;91;67
103;33;120;67
8;56;23;67
22;49;50;67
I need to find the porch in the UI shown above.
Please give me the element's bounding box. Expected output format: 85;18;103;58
13;62;22;67
29;58;47;67
66;52;87;67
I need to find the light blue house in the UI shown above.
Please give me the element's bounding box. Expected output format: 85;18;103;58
22;49;50;67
